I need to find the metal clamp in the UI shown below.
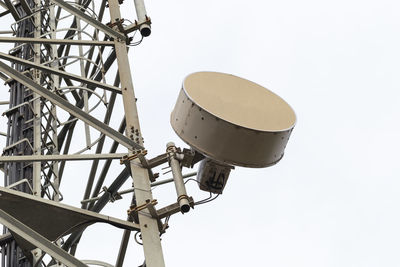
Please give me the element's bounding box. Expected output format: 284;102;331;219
127;199;157;216
177;194;190;203
106;18;125;33
120;149;147;165
127;199;169;234
166;142;192;213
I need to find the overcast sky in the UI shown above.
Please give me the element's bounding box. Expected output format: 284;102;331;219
1;0;400;266
124;1;400;266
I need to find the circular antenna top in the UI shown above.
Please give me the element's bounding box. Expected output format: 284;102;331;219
183;72;295;132
171;71;296;168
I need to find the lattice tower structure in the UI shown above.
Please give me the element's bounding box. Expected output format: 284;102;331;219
0;0;161;266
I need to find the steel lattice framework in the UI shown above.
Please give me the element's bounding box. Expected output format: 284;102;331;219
0;0;168;266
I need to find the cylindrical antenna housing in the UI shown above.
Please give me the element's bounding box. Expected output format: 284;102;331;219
134;0;151;37
166;142;191;213
171;71;296;168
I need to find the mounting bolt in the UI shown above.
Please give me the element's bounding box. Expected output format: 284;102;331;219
166;142;175;151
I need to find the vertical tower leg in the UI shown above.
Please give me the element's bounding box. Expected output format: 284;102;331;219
32;0;41;197
107;0;165;266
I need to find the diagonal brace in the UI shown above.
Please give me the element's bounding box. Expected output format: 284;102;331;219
0;61;143;150
0;209;88;267
0;52;121;94
3;0;20;21
50;0;126;41
19;0;32;15
0;1;8;9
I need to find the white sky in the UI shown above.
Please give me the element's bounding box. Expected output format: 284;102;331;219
124;1;400;266
1;0;400;266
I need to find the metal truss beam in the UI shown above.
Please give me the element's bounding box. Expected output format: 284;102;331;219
0;37;115;46
0;52;122;94
108;0;165;265
50;0;126;41
19;0;32;15
0;209;88;267
0;232;12;246
0;153;126;162
3;0;19;21
0;1;7;9
0;61;143;150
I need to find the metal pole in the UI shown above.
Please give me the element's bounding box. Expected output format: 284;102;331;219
166;142;191;213
49;2;60;201
32;0;41;197
133;0;151;37
75;0;92;149
107;0;165;266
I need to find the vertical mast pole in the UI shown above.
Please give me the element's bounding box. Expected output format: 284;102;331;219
49;0;60;201
107;1;165;266
33;0;41;196
75;0;91;148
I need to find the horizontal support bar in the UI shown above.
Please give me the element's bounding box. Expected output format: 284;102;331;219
156;197;195;219
0;52;122;94
0;153;127;162
0;37;115;46
80;172;197;204
123;19;152;34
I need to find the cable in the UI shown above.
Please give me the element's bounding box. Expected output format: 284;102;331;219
52;220;97;243
184;178;220;206
128;37;143;46
196;193;219;205
127;30;144;47
165;215;170;225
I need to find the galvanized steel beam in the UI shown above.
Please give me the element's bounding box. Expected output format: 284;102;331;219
0;1;8;9
3;0;19;21
107;0;165;266
19;0;32;15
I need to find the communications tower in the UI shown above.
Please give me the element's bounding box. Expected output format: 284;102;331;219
0;1;296;266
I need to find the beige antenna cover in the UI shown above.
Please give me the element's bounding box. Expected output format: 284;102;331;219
171;71;296;168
